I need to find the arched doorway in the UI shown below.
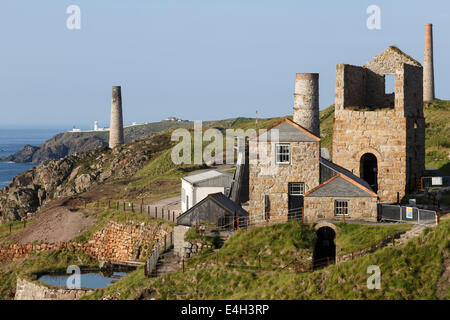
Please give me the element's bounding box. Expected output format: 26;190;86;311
313;226;336;269
360;153;378;192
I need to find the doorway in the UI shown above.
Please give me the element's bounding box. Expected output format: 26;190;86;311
360;153;378;192
313;226;336;269
288;182;304;220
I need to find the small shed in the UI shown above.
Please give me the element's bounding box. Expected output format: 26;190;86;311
181;170;233;212
177;192;249;228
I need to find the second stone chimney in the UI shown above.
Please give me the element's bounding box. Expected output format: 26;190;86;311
109;86;124;149
293;73;320;137
423;23;435;101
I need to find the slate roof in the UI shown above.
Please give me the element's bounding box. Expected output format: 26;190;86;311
306;158;377;198
249;118;320;142
319;157;373;191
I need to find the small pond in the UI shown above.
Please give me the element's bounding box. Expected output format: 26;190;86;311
37;271;128;289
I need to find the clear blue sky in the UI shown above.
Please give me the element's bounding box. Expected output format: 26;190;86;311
0;0;448;129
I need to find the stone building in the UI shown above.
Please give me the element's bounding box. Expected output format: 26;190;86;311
332;46;425;203
304;158;378;222
248;118;321;223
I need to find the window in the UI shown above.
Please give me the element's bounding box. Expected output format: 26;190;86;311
334;200;349;216
385;74;395;94
275;143;290;164
289;182;304;195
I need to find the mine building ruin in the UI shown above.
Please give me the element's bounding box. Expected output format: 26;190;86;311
332;46;425;203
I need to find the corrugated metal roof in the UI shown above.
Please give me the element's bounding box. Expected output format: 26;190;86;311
182;170;230;184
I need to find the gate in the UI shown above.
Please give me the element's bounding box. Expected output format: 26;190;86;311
378;204;437;225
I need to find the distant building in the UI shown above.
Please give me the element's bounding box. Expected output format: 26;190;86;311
181;170;233;212
164;116;188;122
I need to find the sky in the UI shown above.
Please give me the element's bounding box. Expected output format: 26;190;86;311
0;0;448;129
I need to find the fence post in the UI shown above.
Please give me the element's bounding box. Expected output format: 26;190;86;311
84;200;87;209
9;224;12;233
155;207;158;219
147;206;150;216
258;255;261;273
182;258;185;273
108;200;111;209
131;203;134;213
23;220;26;229
140;203;142;214
123;202;126;211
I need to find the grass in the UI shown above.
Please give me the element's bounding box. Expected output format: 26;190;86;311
0;221;26;245
335;222;413;254
85;219;449;300
0;247;97;300
424;99;450;175
72;207;174;244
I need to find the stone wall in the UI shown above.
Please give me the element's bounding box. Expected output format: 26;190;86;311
0;242;82;262
333;47;425;203
248;140;320;221
303;196;378;222
82;221;168;262
174;225;190;257
15;277;93;300
0;221;169;263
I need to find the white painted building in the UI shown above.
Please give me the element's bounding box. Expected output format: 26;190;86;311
181;170;233;212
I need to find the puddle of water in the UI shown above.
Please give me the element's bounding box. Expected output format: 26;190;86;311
37;271;128;289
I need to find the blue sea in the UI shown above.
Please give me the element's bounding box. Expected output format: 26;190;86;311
0;128;64;190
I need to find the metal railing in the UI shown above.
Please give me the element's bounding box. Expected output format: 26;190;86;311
378;204;438;225
145;232;173;277
419;176;450;189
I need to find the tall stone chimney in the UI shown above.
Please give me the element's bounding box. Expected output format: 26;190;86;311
293;73;320;137
423;23;435;101
109;86;124;149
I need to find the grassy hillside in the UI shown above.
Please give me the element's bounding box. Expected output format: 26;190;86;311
84;221;433;300
424;100;450;174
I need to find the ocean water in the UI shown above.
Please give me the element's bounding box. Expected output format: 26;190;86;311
0;128;64;189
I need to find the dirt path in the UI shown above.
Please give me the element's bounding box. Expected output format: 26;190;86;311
7;206;96;244
436;257;450;299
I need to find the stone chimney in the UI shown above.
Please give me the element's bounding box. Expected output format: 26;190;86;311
423;23;435;101
109;86;124;149
293;73;320;137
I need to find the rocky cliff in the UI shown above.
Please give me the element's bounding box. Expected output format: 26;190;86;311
0;133;172;223
0;118;242;164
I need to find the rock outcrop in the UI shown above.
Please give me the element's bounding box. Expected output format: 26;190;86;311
0;133;172;223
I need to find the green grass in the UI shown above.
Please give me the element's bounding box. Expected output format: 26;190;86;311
0;248;97;300
424;99;450;175
85;219;449;300
335;223;413;254
0;221;26;245
72;207;174;244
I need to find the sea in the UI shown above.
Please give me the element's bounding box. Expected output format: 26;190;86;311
0;128;65;190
